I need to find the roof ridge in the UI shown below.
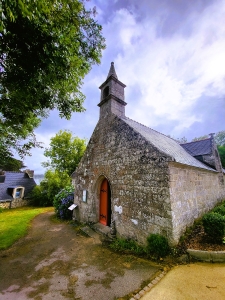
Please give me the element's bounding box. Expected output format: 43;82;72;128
121;116;215;172
180;138;211;145
123;116;177;142
5;171;23;173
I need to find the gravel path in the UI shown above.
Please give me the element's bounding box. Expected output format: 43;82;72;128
0;210;161;300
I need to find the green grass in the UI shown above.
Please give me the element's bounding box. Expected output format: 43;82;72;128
0;206;53;250
109;238;145;256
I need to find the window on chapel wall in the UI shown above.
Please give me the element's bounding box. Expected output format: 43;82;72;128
103;86;109;99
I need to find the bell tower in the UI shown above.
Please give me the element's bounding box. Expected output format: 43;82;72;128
98;62;126;118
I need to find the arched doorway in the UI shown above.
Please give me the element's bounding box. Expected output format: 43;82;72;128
99;178;111;226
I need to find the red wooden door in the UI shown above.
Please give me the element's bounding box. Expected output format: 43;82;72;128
99;178;109;226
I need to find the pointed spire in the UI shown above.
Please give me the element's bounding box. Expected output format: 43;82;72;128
98;61;126;118
107;62;118;79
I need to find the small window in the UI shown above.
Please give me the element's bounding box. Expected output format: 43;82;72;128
10;187;25;199
15;188;22;198
103;86;109;99
0;175;5;183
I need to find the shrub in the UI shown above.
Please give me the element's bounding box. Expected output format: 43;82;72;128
146;234;170;258
30;185;50;207
202;212;225;243
30;170;71;207
53;185;74;220
212;206;225;216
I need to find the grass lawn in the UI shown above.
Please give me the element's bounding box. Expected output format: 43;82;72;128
0;206;54;250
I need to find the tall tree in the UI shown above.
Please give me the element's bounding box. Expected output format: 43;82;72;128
43;130;86;175
0;0;105;161
31;169;72;206
218;146;225;168
0;115;41;169
32;130;86;206
0;157;25;171
191;131;225;146
215;131;225;146
215;131;225;168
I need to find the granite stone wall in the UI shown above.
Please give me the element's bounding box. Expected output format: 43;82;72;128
0;201;11;209
73;112;225;245
0;198;29;209
74;114;174;244
169;162;225;244
11;198;30;208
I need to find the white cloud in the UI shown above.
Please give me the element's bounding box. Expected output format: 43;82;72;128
100;1;225;136
22;0;225;172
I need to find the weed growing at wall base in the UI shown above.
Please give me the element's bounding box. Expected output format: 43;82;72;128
109;238;145;256
109;234;171;259
146;234;170;259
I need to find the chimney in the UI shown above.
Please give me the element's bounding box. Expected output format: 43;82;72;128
24;169;34;178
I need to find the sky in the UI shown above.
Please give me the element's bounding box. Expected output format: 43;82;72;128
24;0;225;174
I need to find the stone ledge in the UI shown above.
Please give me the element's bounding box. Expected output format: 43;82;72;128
187;249;225;262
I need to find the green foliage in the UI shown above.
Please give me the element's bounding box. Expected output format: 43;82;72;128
110;235;171;258
109;238;145;255
215;131;225;146
0;156;25;171
218;145;225;168
0;207;53;250
30;185;50;207
30;170;71;206
0;116;42;168
146;234;170;258
31;130;85;207
202;212;225;243
0;0;50;30
43;130;86;175
53;185;74;220
212;205;225;216
191;131;225;147
0;0;105;124
0;0;105;160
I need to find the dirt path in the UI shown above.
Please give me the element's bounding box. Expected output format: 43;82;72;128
0;211;161;300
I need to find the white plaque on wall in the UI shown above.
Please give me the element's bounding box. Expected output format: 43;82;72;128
82;190;87;202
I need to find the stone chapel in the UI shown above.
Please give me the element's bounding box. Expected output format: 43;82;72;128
72;62;225;245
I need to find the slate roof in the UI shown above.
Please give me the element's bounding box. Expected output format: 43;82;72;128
0;171;36;200
121;117;215;171
180;139;212;156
